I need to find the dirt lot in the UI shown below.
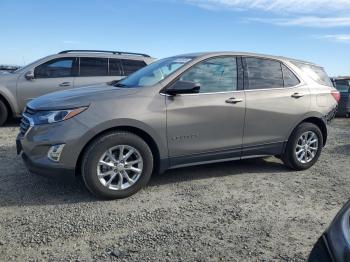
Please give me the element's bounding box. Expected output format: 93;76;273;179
0;119;349;261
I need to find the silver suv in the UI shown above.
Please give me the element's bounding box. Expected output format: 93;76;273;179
0;50;155;126
16;52;339;199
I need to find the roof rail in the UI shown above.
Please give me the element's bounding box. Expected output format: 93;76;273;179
58;50;150;57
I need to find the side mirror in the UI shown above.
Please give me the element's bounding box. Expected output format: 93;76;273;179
166;80;200;95
24;71;34;80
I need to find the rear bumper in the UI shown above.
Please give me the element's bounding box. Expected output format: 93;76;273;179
325;106;338;123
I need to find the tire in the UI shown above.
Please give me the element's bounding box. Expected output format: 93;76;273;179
282;122;323;170
81;131;153;199
0;99;8;126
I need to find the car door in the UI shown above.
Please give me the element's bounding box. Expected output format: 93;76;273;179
17;57;77;110
165;56;246;167
73;57;116;88
242;57;310;156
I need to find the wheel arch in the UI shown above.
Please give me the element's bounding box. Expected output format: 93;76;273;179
75;125;162;177
290;116;328;147
0;92;15;119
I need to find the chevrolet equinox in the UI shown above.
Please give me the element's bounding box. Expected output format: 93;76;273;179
16;52;339;199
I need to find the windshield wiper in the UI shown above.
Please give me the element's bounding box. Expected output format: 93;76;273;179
107;80;128;87
114;83;128;87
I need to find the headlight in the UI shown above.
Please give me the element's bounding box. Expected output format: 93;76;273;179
31;107;88;125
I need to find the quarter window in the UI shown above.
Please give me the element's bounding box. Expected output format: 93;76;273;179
121;59;147;76
180;57;237;93
80;57;108;76
34;58;75;78
245;57;283;90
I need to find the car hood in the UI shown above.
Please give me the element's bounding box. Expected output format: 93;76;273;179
27;84;140;111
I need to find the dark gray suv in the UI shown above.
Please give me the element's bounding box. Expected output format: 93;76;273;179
16;52;339;199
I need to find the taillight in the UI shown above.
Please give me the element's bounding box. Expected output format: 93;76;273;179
331;90;340;102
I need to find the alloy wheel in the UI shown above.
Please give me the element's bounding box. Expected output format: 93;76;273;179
97;145;143;190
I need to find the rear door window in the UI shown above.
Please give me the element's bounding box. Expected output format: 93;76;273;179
245;57;284;89
79;57;108;76
282;64;300;87
109;59;122;76
121;59;147;76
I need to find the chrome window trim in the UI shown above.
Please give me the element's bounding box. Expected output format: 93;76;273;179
243;83;305;92
159;90;244;97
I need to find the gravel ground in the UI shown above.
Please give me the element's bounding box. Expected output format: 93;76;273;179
0;119;349;261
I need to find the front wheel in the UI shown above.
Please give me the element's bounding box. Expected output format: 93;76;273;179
282;122;323;170
81;131;153;199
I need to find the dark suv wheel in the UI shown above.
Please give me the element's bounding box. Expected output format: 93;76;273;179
81;131;153;199
282;122;323;170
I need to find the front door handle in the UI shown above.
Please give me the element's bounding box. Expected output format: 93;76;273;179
59;82;71;87
225;97;243;104
291;92;304;98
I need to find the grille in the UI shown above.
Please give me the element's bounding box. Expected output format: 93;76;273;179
19;117;30;136
19;107;35;136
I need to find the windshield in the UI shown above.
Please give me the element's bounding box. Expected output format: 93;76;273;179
117;56;193;87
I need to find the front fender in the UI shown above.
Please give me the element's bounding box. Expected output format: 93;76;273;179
0;86;19;116
81;118;168;159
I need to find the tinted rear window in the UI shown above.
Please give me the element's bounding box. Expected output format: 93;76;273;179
294;62;332;86
245;57;284;89
121;59;147;76
80;57;108;76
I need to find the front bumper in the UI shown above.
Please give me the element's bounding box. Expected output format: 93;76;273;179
16;117;92;180
20;150;75;180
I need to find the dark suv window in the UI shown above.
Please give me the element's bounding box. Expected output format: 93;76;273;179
245;57;284;90
109;59;122;76
334;79;350;92
80;57;108;76
180;57;237;93
35;58;75;78
121;59;147;76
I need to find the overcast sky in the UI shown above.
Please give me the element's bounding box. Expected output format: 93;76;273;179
1;0;349;76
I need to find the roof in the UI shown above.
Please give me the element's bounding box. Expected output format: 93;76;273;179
331;76;350;80
56;50;154;59
174;51;319;66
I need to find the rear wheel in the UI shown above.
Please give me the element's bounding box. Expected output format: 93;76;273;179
0;99;8;126
282;122;323;170
81;131;153;199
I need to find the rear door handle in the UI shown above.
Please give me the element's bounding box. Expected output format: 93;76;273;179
59;82;71;87
291;92;304;98
225;97;243;104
